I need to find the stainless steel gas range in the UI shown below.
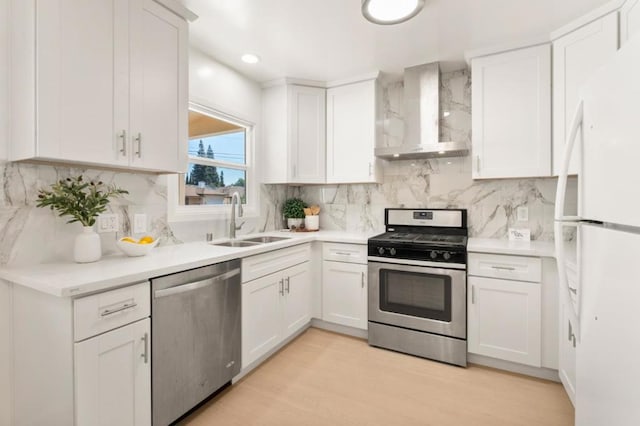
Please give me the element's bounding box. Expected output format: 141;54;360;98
367;208;468;367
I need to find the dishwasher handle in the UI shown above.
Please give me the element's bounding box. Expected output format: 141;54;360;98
154;268;240;298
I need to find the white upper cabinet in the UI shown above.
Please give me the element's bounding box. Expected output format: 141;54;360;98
552;12;619;176
262;83;326;184
10;0;190;173
470;44;552;179
326;78;383;183
621;0;640;44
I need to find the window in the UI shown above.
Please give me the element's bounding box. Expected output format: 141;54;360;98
168;103;256;221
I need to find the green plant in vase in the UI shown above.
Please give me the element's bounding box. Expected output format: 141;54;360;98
36;176;128;263
282;198;307;229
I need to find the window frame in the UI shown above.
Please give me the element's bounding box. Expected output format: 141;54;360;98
168;102;257;222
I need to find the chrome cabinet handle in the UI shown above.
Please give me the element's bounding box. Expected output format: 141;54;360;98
141;333;149;364
279;279;284;296
568;320;576;348
285;277;290;294
118;130;127;156
134;133;142;158
476;155;480;174
361;272;365;288
471;285;476;304
491;266;516;271
368;162;372;176
334;251;352;256
101;302;137;317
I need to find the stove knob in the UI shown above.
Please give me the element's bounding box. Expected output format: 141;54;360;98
443;252;452;260
377;247;385;255
389;248;397;256
430;251;438;259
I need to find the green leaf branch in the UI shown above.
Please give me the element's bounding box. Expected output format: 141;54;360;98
36;176;129;227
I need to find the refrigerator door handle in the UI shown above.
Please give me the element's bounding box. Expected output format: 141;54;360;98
554;100;584;222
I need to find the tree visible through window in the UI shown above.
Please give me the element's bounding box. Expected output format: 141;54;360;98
180;109;250;206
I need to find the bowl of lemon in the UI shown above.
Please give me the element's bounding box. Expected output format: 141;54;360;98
116;235;159;257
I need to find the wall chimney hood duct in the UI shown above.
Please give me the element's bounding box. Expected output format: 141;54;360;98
375;62;469;160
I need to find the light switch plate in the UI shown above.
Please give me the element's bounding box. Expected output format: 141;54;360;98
517;207;529;222
97;214;118;233
134;214;147;234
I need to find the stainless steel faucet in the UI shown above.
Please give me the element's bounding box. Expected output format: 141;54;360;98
229;192;243;239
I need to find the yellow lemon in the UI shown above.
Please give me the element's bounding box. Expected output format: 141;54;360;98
121;237;137;243
139;236;154;244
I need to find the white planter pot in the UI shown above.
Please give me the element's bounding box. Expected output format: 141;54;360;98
304;215;319;230
287;218;304;229
74;226;102;263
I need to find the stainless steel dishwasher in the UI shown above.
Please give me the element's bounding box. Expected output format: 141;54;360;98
151;259;241;426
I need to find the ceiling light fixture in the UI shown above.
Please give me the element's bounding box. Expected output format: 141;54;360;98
362;0;425;25
241;53;260;64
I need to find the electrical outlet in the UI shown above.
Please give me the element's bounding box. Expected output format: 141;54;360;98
134;214;147;234
97;214;118;233
517;207;529;222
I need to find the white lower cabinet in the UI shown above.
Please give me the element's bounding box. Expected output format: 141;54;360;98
322;261;367;330
321;243;368;330
75;318;151;426
468;276;541;366
558;299;577;406
241;245;312;369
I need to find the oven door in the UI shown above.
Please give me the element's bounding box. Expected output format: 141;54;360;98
368;261;466;339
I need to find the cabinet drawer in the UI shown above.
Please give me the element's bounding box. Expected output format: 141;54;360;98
74;282;150;342
322;243;367;264
469;253;541;283
242;243;311;283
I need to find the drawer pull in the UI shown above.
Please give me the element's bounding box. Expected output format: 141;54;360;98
334;251;352;256
100;302;137;317
285;276;290;294
361;272;365;288
491;266;516;271
568;286;577;294
279;279;284;296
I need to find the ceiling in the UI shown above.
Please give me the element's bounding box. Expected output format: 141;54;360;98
182;0;611;83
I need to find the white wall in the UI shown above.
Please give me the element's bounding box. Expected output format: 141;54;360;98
189;47;261;124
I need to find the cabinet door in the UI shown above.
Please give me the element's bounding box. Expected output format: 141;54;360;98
621;0;640;45
468;276;542;366
559;300;577;406
282;261;312;339
322;261;368;329
471;44;551;179
552;12;618;176
242;271;283;368
326;80;380;183
289;85;326;183
36;0;130;166
75;318;151;426
129;0;188;172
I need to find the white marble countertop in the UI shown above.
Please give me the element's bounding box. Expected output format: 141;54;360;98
0;230;375;298
468;238;556;258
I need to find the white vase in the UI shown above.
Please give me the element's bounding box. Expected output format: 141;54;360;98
304;215;319;230
287;218;304;229
74;226;102;263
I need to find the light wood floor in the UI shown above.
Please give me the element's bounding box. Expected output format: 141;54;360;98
181;328;574;426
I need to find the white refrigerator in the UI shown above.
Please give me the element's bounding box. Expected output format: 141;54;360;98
554;33;640;425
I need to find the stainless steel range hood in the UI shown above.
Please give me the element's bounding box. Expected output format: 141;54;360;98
375;62;469;160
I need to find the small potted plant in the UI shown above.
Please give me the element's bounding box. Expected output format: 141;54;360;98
282;198;307;229
36;176;128;263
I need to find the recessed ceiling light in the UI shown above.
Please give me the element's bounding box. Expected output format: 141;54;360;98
362;0;425;25
241;54;260;64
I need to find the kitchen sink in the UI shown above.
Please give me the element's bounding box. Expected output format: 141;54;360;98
211;240;261;248
240;236;290;244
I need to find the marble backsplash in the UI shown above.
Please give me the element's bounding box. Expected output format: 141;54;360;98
0;161;287;266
